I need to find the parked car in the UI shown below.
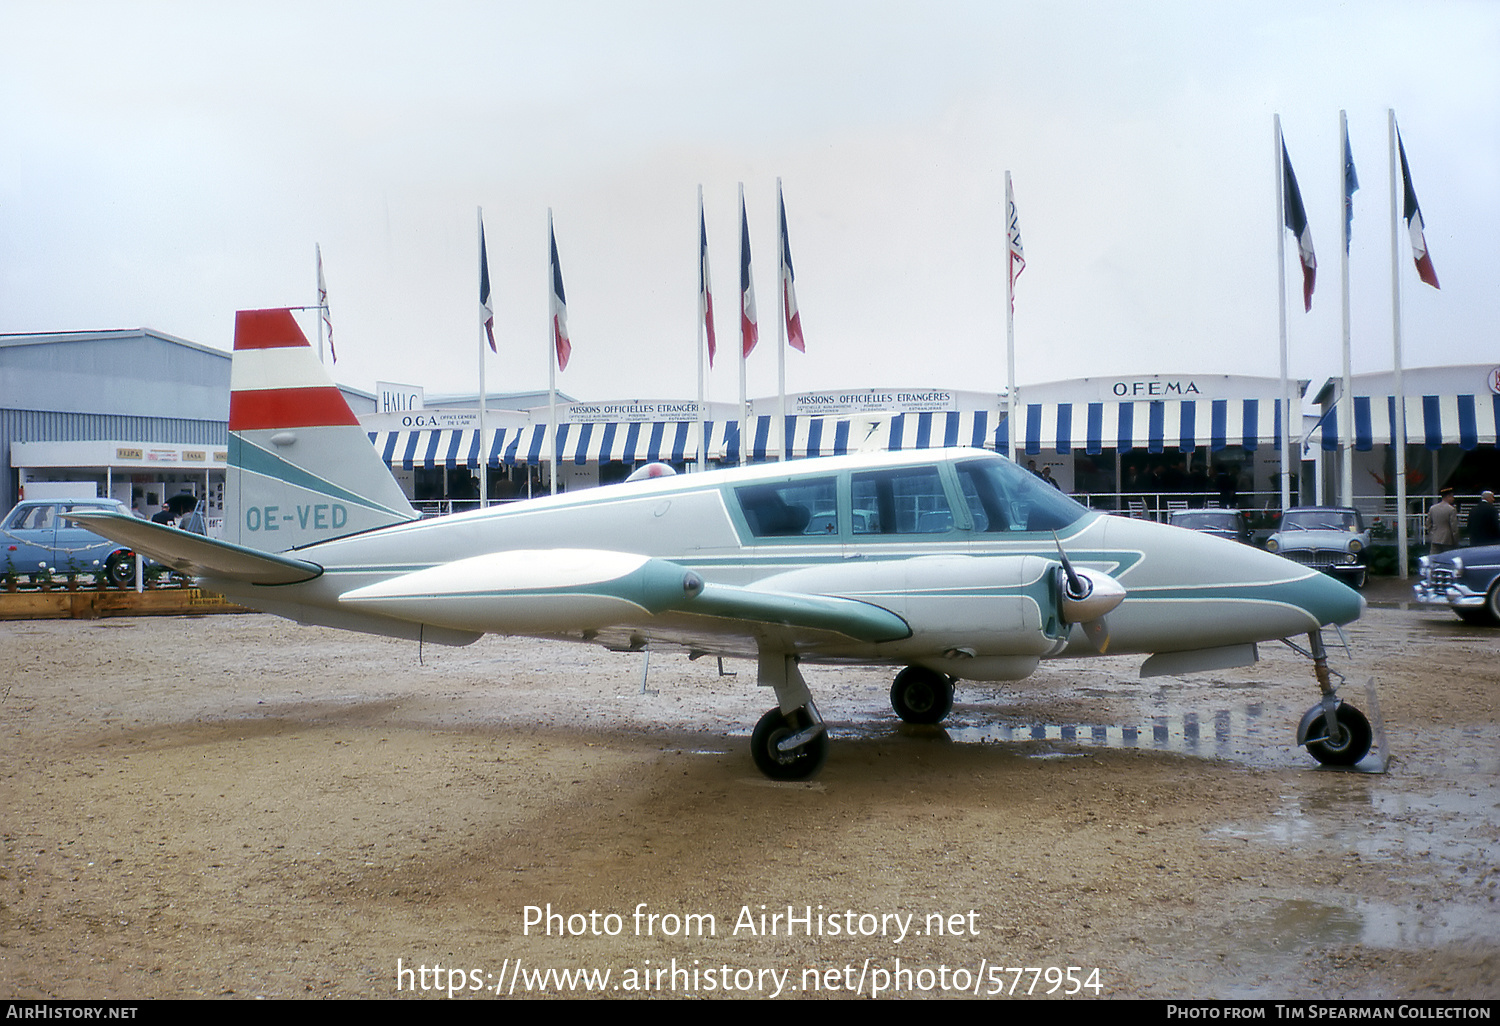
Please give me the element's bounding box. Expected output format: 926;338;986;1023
2;497;138;585
1265;506;1370;589
1169;508;1252;544
1415;544;1500;626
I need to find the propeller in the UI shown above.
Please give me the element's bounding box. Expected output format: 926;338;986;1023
1052;532;1126;653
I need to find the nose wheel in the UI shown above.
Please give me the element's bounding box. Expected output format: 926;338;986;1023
1299;701;1372;766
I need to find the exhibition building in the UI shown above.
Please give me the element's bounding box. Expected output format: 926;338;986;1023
4;327;1497;542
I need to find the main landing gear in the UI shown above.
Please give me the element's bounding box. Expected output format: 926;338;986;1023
1293;628;1373;767
750;706;828;780
750;651;828;781
889;666;955;725
749;658;959;780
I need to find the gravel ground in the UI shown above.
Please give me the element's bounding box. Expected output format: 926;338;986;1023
1;593;1495;1000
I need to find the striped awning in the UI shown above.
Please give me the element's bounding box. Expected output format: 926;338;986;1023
732;411;1002;462
1011;399;1282;455
1317;394;1500;452
368;422;737;469
368;412;1006;468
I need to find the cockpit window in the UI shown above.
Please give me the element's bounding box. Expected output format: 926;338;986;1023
734;477;837;538
955;456;1089;533
851;466;953;534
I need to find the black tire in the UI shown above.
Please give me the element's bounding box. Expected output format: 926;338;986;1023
1304;704;1372;767
104;551;136;587
750;707;827;781
1487;582;1500;627
890;666;954;724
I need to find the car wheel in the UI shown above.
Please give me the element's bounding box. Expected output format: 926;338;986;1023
1486;581;1500;627
104;551;136;587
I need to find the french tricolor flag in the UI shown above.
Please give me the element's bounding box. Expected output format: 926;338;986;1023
549;215;572;371
1281;139;1317;312
739;191;758;359
1398;130;1440;289
700;198;717;367
778;183;804;353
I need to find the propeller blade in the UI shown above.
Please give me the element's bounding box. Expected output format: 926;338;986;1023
1082;615;1111;654
1052;531;1090;601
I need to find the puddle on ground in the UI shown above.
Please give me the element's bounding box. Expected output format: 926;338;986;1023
835;702;1375;771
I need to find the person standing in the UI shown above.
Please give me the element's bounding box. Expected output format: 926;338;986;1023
1428;486;1460;554
1467;490;1500;547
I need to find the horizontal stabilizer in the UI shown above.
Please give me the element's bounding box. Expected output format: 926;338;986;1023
65;511;323;585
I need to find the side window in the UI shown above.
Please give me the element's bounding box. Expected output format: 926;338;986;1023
851;466;953;535
23;506;56;531
734;477;837;538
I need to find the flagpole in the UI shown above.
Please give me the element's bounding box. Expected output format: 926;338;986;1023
738;182;749;467
548;208;558;497
1005;171;1017;465
1339;112;1355;509
315;245;325;364
1388;109;1409;579
776;178;787;463
697;186;708;474
478;208;489;509
1274;115;1292;515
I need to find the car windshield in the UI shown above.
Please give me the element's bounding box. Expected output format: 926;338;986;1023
1282;509;1361;532
1173;512;1239;531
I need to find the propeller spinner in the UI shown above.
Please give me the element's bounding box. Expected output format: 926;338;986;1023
1052;533;1126;653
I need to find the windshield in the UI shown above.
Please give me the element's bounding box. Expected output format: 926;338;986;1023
1282;509;1362;532
1173;512;1239;531
955;456;1090;533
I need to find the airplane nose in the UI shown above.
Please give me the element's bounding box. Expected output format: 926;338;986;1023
1290;565;1366;627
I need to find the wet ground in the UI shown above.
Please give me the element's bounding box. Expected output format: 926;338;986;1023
0;584;1495;999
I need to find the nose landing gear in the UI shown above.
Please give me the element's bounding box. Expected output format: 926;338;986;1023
1292;628;1374;767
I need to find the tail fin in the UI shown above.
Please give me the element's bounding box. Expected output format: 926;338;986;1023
226;309;417;551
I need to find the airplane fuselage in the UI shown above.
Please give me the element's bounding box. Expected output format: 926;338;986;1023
206;448;1362;681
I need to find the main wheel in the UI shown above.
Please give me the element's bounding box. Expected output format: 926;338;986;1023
1304;704;1372;766
750;707;828;781
104;551;136;587
1486;581;1500;627
890;666;954;724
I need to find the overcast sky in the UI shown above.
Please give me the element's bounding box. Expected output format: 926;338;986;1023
3;1;1496;408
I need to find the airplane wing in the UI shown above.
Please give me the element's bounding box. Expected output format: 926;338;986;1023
64;511;323;585
338;548;911;646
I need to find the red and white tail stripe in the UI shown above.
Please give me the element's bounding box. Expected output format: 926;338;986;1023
229;309;360;431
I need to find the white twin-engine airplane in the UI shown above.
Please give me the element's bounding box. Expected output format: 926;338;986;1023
73;309;1374;779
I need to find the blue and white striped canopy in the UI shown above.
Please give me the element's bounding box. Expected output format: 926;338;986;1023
1315;393;1500;451
1010;399;1282;455
368;422;736;469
